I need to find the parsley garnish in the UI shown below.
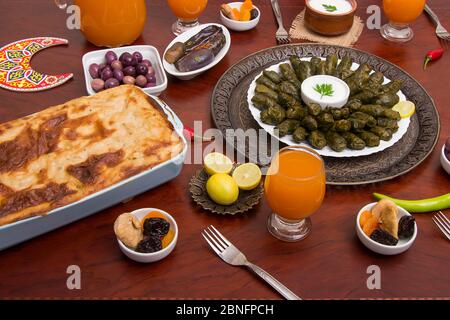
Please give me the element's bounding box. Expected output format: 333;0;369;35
314;83;334;99
322;4;338;12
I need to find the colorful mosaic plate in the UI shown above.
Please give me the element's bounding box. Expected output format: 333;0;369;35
0;37;73;92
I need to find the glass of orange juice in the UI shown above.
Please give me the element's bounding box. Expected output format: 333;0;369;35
167;0;208;35
265;146;326;242
55;0;147;47
380;0;426;42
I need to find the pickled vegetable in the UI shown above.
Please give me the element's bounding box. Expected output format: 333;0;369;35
164;42;185;64
342;132;366;150
276;119;300;137
255;84;279;102
308;130;327;150
358;130;380;147
260;105;286;125
184;25;222;53
326;131;347;152
307;103;322;116
263;70;282;84
325;54;338;75
302;115;318;131
256;75;278;91
286;105;308;120
175;48;215;72
292;127;308;143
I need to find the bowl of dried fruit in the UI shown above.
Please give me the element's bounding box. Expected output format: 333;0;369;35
220;1;260;32
356;199;417;255
114;208;178;263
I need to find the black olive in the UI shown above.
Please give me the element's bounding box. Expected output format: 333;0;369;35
136;236;162;253
370;228;398;246
250;8;259;20
398;216;415;239
143;218;170;237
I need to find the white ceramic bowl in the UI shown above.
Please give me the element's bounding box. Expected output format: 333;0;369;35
163;23;231;80
301;75;350;109
356;202;417;255
220;2;260;31
440;144;450;175
117;208;178;263
82;45;167;96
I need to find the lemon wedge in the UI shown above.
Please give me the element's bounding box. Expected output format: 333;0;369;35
392;101;415;119
232;163;262;191
204;152;233;175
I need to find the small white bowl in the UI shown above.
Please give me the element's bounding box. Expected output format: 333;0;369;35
220;2;260;32
356;202;417;255
116;208;178;263
163;23;231;81
440;144;450;175
82;45;168;96
301;75;350;109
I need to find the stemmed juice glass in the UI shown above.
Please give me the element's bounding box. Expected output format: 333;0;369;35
380;0;426;42
265;146;326;242
167;0;208;35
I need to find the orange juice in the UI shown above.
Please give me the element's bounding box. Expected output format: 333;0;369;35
167;0;208;22
383;0;426;24
265;147;326;221
75;0;147;47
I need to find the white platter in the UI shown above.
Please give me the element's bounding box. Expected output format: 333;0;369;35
247;59;411;157
163;23;231;80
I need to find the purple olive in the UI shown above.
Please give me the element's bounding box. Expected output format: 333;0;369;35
147;66;156;76
120;52;133;67
445;137;450;151
136;63;148;76
122;76;136;85
111;60;123;70
98;62;108;72
91;78;105;92
135;75;147;88
105;51;118;65
123;66;136;77
101;68;113;81
113;69;124;82
89;63;100;79
144;82;157;88
132;51;143;63
142;59;152;67
105;77;120;89
145;73;156;84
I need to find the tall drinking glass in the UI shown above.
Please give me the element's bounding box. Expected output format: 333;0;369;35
167;0;208;35
265;146;326;242
380;0;426;42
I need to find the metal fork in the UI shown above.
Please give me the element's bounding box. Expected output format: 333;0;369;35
432;211;450;241
424;4;450;49
202;225;301;300
270;0;291;45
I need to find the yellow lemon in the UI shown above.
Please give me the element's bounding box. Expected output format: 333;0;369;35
204;152;233;175
232;163;262;190
392;101;415;119
206;174;239;205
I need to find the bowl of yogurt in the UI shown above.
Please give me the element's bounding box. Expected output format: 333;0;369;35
304;0;357;36
301;75;350;109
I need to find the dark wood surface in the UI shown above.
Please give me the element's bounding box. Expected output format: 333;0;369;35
0;0;449;299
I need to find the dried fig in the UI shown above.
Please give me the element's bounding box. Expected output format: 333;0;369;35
114;213;143;249
372;199;398;239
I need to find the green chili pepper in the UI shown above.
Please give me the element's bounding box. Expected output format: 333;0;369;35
373;193;450;213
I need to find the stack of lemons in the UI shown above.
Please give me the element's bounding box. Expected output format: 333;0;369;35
204;152;262;206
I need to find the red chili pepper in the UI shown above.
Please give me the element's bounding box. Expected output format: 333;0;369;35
424;48;444;70
183;125;213;142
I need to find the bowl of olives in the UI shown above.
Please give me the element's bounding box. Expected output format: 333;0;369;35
440;138;450;175
82;45;167;96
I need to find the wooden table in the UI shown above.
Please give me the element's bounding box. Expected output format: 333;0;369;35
0;0;449;300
